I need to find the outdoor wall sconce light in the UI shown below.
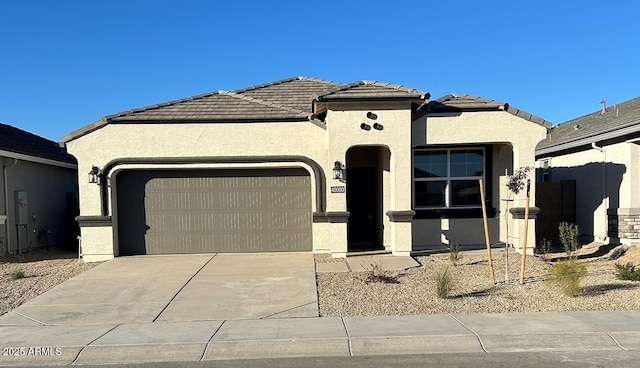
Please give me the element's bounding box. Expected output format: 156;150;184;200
373;123;384;131
333;160;346;181
360;123;371;131
88;166;102;184
366;112;377;120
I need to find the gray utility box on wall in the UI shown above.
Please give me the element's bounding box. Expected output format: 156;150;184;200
14;191;29;226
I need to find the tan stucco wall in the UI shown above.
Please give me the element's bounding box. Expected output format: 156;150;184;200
325;102;414;255
412;111;548;250
66;121;330;259
67;122;329;216
80;226;115;262
325;103;413;211
538;140;640;244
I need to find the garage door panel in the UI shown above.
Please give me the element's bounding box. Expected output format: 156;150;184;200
117;169;312;255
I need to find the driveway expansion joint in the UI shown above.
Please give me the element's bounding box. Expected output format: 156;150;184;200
152;254;217;323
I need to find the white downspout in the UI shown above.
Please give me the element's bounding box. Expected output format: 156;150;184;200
591;142;608;242
3;158;18;254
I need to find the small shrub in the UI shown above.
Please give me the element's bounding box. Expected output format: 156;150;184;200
545;259;587;297
10;270;26;280
449;243;463;266
536;238;553;262
614;262;640;281
435;267;454;299
559;222;580;257
365;262;400;284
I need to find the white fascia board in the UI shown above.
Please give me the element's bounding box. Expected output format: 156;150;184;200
536;122;640;156
0;150;77;169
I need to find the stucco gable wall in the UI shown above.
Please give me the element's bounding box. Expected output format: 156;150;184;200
66;122;328;216
325;103;413;211
414;110;548;201
419;111;547;150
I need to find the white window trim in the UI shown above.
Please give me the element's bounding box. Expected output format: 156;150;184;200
412;147;486;209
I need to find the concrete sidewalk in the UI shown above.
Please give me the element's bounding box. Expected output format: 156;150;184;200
1;311;639;366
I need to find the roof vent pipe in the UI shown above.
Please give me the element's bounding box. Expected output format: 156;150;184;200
599;99;606;114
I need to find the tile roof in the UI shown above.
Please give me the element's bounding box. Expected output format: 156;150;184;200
233;77;341;112
0;123;77;164
108;91;311;122
316;81;429;101
537;96;640;151
62;77;431;142
426;94;552;128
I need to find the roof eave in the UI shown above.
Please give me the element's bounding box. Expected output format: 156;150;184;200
0;149;77;169
62;117;109;144
536;122;640;156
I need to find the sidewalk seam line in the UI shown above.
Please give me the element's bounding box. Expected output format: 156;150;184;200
345;260;352;272
260;301;318;319
341;317;353;356
200;320;226;361
561;311;629;351
606;333;629;351
449;314;489;353
7;310;47;326
152;254;217;323
70;323;121;365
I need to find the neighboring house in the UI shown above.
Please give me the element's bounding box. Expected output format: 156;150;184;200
62;77;550;262
536;97;640;246
0;123;79;254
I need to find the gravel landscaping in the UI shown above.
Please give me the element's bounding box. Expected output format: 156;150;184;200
1;244;639;319
316;245;640;316
0;247;101;316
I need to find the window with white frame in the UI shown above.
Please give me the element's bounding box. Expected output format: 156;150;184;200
413;148;484;208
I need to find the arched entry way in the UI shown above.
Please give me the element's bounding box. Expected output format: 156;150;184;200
346;146;390;252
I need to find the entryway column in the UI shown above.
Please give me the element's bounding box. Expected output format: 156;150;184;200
386;210;415;256
327;211;350;257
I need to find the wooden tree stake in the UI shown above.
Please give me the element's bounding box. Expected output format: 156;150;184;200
519;180;531;285
479;179;495;284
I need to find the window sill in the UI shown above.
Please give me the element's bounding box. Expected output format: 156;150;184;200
413;207;497;219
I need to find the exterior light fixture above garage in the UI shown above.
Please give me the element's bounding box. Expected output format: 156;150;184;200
88;166;101;184
333;160;346;181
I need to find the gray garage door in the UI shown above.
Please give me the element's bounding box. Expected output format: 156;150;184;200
116;169;312;255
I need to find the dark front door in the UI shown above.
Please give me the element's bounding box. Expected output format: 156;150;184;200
346;167;381;251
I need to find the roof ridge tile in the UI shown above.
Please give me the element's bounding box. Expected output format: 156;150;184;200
316;80;428;101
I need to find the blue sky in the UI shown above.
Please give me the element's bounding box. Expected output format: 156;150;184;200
1;1;639;141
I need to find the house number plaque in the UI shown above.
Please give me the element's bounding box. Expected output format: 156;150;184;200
331;186;346;193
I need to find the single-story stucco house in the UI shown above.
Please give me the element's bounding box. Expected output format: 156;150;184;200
536;97;640;246
1;122;79;254
62;77;550;262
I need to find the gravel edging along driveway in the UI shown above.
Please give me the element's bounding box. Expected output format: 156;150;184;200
316;245;640;317
1;245;639;319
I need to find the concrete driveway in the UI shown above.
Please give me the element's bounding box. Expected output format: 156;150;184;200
0;253;318;326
